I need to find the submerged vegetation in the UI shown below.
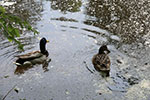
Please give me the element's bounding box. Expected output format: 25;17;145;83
0;6;38;50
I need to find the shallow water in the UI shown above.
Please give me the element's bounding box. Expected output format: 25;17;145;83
0;0;150;100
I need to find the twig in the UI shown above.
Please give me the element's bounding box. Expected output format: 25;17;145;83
2;84;17;100
83;61;94;74
107;86;127;93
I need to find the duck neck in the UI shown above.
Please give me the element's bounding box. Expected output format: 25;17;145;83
99;48;105;54
40;43;46;54
99;50;105;54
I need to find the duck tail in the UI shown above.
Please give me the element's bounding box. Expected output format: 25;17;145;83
15;58;24;65
13;62;22;66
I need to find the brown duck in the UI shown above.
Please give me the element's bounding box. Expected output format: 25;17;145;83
92;45;111;73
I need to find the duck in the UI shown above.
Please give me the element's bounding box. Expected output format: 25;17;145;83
15;37;49;66
92;45;111;74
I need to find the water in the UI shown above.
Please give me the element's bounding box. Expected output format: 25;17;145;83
0;0;150;100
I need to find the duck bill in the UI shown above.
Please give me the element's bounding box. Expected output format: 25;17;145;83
46;40;49;43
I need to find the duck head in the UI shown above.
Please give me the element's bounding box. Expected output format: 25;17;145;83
98;45;110;54
40;37;49;55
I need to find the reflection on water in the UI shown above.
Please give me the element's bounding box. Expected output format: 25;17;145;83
15;64;33;75
7;0;44;26
85;0;150;43
14;59;51;75
51;0;82;13
51;17;78;22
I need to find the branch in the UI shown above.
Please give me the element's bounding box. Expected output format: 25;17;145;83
2;84;17;100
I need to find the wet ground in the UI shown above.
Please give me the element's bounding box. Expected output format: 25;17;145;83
0;0;150;100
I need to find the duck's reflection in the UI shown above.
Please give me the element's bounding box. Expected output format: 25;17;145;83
14;59;51;75
99;71;110;77
42;59;51;72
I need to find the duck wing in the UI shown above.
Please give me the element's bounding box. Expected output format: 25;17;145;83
16;51;43;60
15;51;44;65
94;54;110;68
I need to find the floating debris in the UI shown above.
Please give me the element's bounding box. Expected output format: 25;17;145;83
4;75;9;78
65;90;70;95
14;88;19;93
116;59;122;64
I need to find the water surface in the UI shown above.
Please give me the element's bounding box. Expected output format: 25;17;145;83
0;0;150;100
